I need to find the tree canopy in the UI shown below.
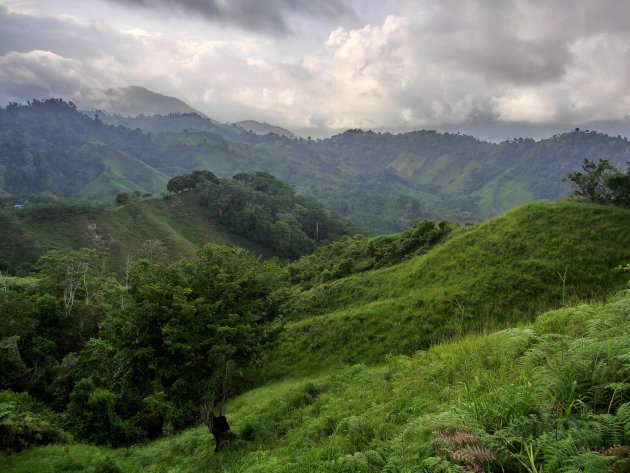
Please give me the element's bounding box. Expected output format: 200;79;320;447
566;158;630;207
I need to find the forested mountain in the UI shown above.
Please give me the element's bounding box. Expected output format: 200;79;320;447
0;171;356;275
96;86;203;116
2;99;630;232
95;111;250;142
235;120;295;138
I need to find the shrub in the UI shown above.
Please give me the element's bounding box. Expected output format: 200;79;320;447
0;390;69;452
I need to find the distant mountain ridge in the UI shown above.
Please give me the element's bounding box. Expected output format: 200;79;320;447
235;120;295;138
95;86;203;116
3;98;630;232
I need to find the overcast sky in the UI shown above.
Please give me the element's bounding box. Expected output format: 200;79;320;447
1;0;629;137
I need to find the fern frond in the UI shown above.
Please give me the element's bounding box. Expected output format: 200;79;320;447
450;445;496;471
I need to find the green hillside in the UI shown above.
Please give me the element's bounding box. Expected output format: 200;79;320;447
4;290;629;472
0;192;273;274
4;100;630;233
2;201;630;472
265;202;630;378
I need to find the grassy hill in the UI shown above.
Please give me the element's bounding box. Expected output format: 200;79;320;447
4;290;629;472
264;202;630;379
3;201;630;472
0;192;273;275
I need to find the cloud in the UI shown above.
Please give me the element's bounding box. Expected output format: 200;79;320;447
1;0;630;137
289;0;630;131
104;0;354;35
0;6;264;111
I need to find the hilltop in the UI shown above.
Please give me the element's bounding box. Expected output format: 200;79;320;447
95;86;203;117
0;193;271;275
0;172;356;274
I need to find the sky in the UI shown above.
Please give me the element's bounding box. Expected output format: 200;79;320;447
1;0;630;138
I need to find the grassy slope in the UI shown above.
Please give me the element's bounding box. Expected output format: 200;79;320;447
75;143;170;201
3;202;630;472
1;192;273;274
264;202;630;378
4;291;629;472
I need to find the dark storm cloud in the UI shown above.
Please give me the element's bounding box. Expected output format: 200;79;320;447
105;0;354;34
0;5;139;63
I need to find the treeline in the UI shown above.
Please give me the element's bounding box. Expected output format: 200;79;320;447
289;219;454;288
567;158;630;207
2;199;109;220
0;246;288;451
168;171;357;259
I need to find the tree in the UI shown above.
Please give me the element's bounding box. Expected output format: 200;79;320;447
35;249;121;343
566;159;619;203
566;159;630;207
167;171;219;194
105;244;288;449
115;192;131;206
607;170;630;207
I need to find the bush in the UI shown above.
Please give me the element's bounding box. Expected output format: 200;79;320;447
65;378;141;446
0;390;69;452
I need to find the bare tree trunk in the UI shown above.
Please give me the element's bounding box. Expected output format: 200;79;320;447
201;361;233;452
201;398;232;452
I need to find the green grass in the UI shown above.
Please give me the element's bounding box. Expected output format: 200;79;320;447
73;142;170;201
477;177;535;217
263;201;630;378
4;291;629;472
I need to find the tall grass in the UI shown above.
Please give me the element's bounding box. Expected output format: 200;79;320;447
264;202;630;379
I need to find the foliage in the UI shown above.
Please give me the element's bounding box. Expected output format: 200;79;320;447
4;294;630;472
86;244;290;444
2;197;630;468
289;219;453;287
0;172;354;275
5;100;630;232
266;202;630;378
566;158;630;206
0;192;279;277
3;200;109;220
0;249;122;445
0;390;68;453
195;171;356;259
65;378;140;447
114;192;151;206
166;170;219;193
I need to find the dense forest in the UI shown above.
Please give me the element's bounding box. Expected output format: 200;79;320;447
3;100;630;232
167;170;357;259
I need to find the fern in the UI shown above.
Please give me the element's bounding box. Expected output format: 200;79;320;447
431;427;498;472
421;456;465;473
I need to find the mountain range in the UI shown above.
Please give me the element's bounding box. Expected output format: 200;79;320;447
2;97;630;232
